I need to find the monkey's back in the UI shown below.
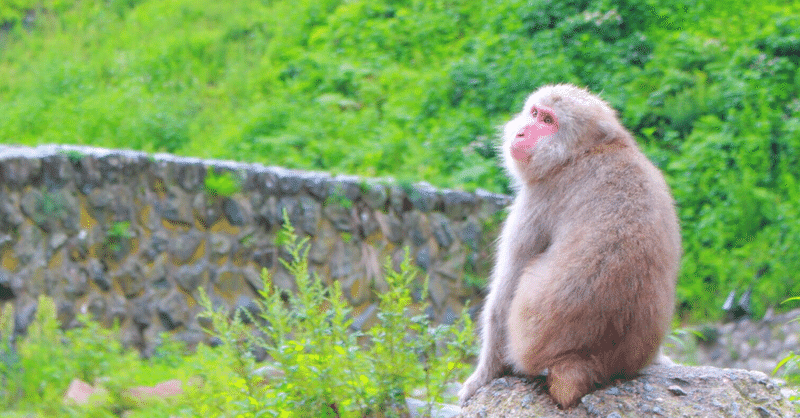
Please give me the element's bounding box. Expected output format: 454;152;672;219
506;145;681;385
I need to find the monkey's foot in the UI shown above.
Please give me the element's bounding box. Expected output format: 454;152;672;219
547;360;597;409
458;370;492;406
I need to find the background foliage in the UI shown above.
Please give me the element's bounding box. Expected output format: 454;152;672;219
2;0;800;321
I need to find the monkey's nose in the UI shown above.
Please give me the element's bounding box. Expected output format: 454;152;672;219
516;129;525;138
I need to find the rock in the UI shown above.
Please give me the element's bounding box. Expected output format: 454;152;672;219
214;266;246;297
408;182;439;213
0;156;38;189
192;193;223;228
222;197;248;226
158;187;194;225
112;261;145;298
459;219;481;251
125;379;183;402
0;268;14;301
304;173;332;200
156;291;189;331
63;379;110;406
431;213;454;248
277;169;304;195
323;202;352;232
389;185;411;214
458;364;800;417
375;211;403;243
362;182;388;210
175;261;211;293
87;259;110;292
667;309;800;378
169;231;203;264
441;190;475;221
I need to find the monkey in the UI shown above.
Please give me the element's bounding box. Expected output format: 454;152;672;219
458;84;681;409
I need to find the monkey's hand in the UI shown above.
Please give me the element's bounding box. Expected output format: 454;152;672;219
458;368;493;405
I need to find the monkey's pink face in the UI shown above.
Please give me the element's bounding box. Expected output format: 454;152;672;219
510;105;559;161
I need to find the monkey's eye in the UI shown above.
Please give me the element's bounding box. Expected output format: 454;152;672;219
543;114;554;124
531;108;538;117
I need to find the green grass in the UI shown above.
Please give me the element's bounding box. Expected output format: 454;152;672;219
3;0;800;319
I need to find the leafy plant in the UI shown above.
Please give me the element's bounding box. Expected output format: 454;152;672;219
59;149;85;164
773;297;800;386
204;170;242;199
196;211;475;417
103;220;133;256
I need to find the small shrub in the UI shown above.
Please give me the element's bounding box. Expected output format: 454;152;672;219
204;170;242;199
103;221;133;255
196;211;475;417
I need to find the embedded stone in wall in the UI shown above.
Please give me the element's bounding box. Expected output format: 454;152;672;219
222;198;249;226
243;265;264;292
42;154;72;190
442;189;475;221
277;168;304;195
459;218;482;251
214;266;247;298
389;185;411;213
60;264;89;299
169;231;203;265
87;259;111;292
20;189;79;233
408;182;439;213
176;262;212;294
304;173;330;200
74;153;103;194
362;182;388;210
431;212;454;249
0;191;25;229
157;290;189;331
375;211;403;244
330;241;359;280
1;154;40;188
323;202;352;232
193;194;223;229
357;207;380;238
113;261;146;299
165;189;196;225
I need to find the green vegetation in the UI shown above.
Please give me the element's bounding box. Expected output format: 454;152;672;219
2;0;800;319
0;218;474;417
103;220;133;255
204;170;242;198
774;297;800;386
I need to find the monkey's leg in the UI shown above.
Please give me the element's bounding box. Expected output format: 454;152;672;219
547;355;602;409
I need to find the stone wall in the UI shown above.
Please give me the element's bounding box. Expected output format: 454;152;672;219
0;145;510;354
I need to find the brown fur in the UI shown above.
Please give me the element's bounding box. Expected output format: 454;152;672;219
458;84;681;408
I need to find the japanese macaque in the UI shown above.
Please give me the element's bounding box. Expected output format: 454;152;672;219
459;84;681;409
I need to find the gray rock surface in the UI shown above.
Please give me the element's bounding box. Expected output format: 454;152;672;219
459;364;799;417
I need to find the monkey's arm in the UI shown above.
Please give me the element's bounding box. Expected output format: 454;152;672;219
458;268;515;404
458;211;534;404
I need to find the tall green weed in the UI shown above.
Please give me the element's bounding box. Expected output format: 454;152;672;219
194;213;475;417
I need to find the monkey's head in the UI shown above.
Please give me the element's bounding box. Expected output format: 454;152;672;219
502;84;630;184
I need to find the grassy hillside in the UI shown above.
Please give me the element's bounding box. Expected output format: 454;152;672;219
2;0;800;320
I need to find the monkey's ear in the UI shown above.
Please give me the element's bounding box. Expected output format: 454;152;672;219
595;120;624;144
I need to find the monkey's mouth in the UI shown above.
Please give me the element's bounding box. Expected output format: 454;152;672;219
511;128;538;160
510;142;534;160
